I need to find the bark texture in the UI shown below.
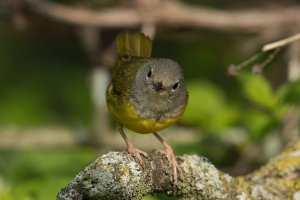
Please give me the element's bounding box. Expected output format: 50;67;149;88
57;139;300;200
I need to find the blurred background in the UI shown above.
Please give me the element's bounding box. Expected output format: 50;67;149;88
0;0;300;199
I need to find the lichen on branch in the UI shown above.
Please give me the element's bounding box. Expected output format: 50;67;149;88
57;139;300;200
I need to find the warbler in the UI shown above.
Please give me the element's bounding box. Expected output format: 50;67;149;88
106;32;188;182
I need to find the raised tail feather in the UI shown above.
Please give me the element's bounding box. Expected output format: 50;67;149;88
116;32;152;59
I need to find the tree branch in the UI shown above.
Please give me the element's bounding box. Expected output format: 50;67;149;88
57;139;300;200
263;33;300;51
23;0;300;32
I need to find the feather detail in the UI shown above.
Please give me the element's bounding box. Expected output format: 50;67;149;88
116;32;152;59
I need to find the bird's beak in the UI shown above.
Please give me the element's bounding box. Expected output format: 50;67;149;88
153;82;164;92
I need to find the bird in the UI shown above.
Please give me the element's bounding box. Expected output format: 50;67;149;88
106;32;188;183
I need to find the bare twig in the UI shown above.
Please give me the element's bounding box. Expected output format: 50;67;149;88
262;33;300;52
228;46;280;75
288;35;300;81
0;127;77;149
9;0;28;30
228;52;262;75
141;22;156;40
22;0;300;32
0;127;199;151
252;48;280;74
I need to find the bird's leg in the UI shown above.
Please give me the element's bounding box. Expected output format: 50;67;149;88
118;128;147;165
153;132;181;184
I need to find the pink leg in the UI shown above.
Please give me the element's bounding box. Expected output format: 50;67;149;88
118;128;147;165
153;132;181;183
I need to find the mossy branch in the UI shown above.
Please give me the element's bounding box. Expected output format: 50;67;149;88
57;140;300;200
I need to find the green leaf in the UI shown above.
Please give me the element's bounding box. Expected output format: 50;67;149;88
0;178;12;200
276;79;300;105
182;81;238;133
243;110;277;140
239;73;275;109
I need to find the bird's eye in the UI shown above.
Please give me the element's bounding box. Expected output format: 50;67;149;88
172;82;179;91
146;64;155;79
146;69;152;79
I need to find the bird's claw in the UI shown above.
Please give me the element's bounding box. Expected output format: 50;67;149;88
127;142;148;166
163;143;181;184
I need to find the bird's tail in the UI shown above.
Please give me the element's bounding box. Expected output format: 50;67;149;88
116;32;152;59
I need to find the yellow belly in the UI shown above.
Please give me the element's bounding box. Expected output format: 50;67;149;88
106;84;183;134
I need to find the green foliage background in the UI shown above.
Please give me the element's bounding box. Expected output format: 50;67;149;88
0;1;299;199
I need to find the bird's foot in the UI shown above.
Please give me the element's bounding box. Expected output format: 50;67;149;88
163;143;181;184
127;142;148;166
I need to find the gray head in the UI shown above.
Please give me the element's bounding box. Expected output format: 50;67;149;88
131;58;188;122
